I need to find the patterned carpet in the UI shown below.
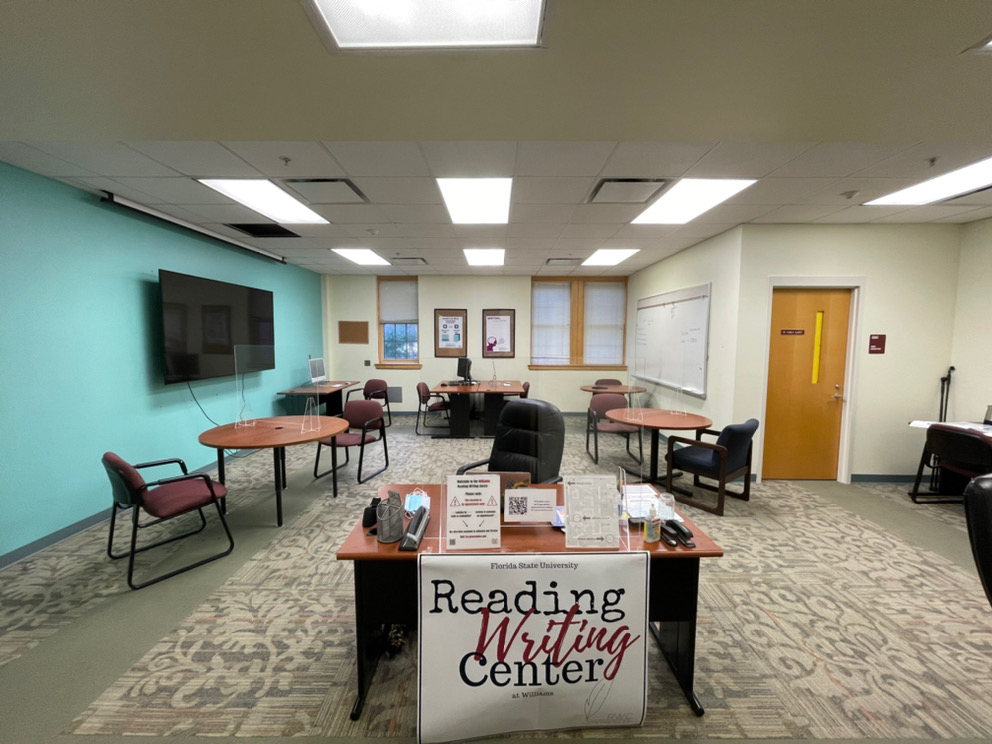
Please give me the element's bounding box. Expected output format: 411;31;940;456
2;414;991;739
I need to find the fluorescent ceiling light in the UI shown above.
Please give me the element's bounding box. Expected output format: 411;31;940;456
305;0;545;50
632;179;756;224
865;155;992;205
463;248;505;266
583;249;640;266
437;178;512;224
333;248;390;265
198;179;328;224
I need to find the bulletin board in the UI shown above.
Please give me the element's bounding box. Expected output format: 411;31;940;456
632;283;710;397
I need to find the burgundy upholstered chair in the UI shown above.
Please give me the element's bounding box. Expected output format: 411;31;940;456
313;399;389;483
102;452;234;590
415;381;449;435
585;393;643;465
347;378;392;426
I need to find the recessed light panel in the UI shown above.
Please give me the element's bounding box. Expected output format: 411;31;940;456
437;178;512;224
632;179;756;224
866;155;992;205
198;179;328;224
306;0;545;50
464;248;505;266
333;248;390;265
583;249;639;266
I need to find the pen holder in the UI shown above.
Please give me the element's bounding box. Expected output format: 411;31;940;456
376;491;404;544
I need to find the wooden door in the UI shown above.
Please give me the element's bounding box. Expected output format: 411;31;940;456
763;288;851;479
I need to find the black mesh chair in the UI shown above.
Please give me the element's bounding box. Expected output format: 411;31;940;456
457;398;565;484
964;474;992;610
665;418;759;516
102;452;234;590
910;424;992;503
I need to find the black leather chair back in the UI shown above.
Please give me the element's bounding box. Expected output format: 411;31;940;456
964;474;992;610
928;425;992;474
488;399;565;484
716;418;760;473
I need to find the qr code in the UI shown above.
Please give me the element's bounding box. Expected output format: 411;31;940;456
506;495;528;516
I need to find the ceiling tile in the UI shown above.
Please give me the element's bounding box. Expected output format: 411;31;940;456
353;177;441;204
420;142;517;177
125;141;261;177
322;142;429;176
221;142;346;177
685;142;817;178
514;142;616;177
768;142;910;178
600;142;716;178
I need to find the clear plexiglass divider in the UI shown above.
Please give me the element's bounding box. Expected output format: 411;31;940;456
233;345;274;427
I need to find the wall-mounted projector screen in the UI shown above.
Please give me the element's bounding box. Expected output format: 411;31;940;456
632;283;710;398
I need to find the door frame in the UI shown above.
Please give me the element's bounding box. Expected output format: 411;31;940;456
757;276;865;484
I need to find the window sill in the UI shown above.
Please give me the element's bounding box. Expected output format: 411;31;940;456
375;362;422;371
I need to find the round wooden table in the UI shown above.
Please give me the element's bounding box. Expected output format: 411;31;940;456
605;408;713;485
199;415;348;526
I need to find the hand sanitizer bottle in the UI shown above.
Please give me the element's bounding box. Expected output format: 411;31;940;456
643;504;661;543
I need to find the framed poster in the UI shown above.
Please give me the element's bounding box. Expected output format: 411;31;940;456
434;308;467;358
482;309;515;358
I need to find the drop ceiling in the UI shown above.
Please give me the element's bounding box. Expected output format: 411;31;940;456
2;1;992;277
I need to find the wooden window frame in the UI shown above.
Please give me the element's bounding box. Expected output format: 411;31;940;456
377;277;422;370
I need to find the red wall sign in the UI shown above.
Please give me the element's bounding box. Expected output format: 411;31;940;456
869;334;886;354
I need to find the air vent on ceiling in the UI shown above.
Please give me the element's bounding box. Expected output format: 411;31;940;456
390;257;428;266
282;178;368;204
546;257;581;266
588;178;669;204
226;224;302;238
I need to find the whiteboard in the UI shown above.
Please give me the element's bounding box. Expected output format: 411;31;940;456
633;283;710;397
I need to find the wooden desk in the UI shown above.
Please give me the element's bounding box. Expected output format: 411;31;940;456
337;483;723;720
431;380;527;438
606;409;713;485
199;415;348;526
278;380;359;417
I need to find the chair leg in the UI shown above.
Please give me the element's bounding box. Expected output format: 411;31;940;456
109;503;208;560
124;499;234;590
314;441;350;479
625;429;643;464
357;430;389;484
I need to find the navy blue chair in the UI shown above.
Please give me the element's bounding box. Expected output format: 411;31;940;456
665;418;759;516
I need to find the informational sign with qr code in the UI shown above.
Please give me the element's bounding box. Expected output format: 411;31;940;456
501;487;558;523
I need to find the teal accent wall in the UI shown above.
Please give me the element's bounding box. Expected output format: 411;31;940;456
0;163;324;559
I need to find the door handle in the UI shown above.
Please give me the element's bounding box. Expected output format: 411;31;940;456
832;393;844;400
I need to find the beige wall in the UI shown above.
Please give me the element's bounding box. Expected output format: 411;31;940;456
951;219;992;422
320;217;990;478
737;223;961;478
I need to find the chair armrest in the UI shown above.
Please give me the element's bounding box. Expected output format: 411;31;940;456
345;388;363;402
456;459;490;475
135;458;188;475
360;415;386;436
149;472;221;497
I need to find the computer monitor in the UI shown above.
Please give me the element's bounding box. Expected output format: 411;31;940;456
457;356;472;383
309;357;327;384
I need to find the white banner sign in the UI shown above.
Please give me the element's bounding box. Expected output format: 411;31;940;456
418;552;648;743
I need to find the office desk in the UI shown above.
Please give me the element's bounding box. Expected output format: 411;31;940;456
278;380;359;417
606;409;713;486
431;380;527;438
336;482;722;720
199;415;348;526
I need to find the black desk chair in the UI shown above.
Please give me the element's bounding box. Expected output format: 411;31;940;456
910;424;992;504
665;418;759;517
457;398;565;484
964;474;992;610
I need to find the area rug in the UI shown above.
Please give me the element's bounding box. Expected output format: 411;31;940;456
9;417;992;739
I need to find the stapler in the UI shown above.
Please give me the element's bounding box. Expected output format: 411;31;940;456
663;519;695;548
399;506;430;551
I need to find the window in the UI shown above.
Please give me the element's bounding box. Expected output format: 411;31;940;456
530;278;627;367
378;278;419;363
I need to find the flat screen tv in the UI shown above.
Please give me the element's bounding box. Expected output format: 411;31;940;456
159;269;274;384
